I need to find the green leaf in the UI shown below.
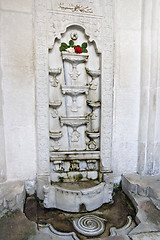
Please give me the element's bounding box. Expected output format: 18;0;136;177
82;42;87;48
59;46;66;52
82;48;88;53
69;40;74;47
61;42;68;48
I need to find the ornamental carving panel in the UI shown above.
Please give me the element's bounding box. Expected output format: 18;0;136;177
35;0;113;191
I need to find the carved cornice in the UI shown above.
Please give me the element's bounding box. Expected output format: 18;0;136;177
61;85;89;96
50;151;100;161
60;116;89;128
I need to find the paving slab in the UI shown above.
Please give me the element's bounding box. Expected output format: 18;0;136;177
122;174;160;200
130;232;160;240
28;231;67;240
0;210;36;240
91;236;130;240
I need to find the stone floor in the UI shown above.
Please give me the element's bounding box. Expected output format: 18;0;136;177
24;190;136;239
0;174;160;240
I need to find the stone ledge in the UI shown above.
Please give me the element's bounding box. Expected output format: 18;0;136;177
122;174;160;235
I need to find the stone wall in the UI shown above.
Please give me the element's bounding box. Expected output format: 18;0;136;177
0;0;36;181
0;17;6;181
112;0;141;179
138;0;160;175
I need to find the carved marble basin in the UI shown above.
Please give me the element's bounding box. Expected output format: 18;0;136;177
87;100;101;108
62;52;89;64
49;101;62;108
49;68;62;76
86;131;100;139
49;131;62;140
86;68;101;78
43;181;113;212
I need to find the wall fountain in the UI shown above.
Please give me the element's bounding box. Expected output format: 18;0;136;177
43;26;113;212
35;0;114;215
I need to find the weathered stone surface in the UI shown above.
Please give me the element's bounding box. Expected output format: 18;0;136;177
122;174;160;234
43;181;113;212
28;232;60;240
25;179;36;196
110;216;135;236
91;236;130;240
0;181;25;217
130;232;160;240
0;210;36;240
122;174;160;205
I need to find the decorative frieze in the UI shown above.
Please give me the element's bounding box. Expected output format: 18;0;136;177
60;116;89;128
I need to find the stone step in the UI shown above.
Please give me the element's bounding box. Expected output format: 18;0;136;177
0;180;25;217
122;174;160;235
122;174;160;209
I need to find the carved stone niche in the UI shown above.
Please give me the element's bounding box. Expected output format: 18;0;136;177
35;0;114;210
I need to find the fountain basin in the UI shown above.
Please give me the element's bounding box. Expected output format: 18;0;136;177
43;181;113;212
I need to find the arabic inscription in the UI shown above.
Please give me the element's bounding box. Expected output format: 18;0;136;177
59;3;93;13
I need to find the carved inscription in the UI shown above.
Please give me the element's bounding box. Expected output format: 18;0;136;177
59;3;93;13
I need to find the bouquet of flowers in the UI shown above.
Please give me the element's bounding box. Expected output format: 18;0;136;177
59;39;88;54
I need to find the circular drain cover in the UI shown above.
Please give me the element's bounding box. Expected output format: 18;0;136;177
73;215;106;236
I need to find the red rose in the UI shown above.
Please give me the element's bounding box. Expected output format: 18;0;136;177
75;46;82;54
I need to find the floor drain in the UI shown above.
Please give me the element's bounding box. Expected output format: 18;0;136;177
73;215;106;236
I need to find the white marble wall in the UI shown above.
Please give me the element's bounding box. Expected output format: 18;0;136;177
0;38;6;182
0;0;37;180
112;0;141;180
138;0;160;175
